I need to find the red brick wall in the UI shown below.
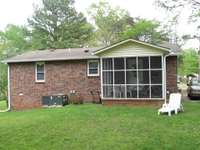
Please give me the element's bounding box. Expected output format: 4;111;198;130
166;56;178;93
102;99;163;106
9;60;100;110
9;56;177;109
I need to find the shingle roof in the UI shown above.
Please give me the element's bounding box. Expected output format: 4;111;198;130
3;39;181;63
4;47;100;63
155;41;181;54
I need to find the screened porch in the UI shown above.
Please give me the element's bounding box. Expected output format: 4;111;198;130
101;56;164;99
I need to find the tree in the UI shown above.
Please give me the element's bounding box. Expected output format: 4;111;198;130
88;1;134;46
0;24;31;101
155;0;200;40
0;24;31;57
122;19;168;43
28;0;93;49
156;0;200;78
0;63;7;101
155;0;200;20
179;49;199;76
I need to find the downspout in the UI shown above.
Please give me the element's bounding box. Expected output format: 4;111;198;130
164;54;170;104
0;64;11;112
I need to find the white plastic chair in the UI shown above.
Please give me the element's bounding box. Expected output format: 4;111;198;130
158;93;183;116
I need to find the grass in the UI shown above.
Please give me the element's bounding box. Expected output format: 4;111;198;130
0;102;200;150
0;100;7;110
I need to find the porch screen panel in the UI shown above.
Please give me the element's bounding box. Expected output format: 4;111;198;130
102;58;114;98
103;72;113;84
114;58;125;98
150;56;162;98
102;56;163;99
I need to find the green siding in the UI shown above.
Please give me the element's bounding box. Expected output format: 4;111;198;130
97;41;166;57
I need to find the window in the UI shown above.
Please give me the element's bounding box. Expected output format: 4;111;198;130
103;72;113;84
103;85;113;98
114;71;125;84
151;70;162;84
126;71;137;84
138;57;149;69
127;86;137;98
126;58;136;69
102;56;163;99
103;58;113;70
150;56;162;69
87;60;99;76
114;85;125;98
114;58;124;70
35;62;45;82
138;71;149;84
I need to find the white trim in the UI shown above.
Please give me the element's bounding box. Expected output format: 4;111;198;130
101;98;164;100
112;58;115;98
163;54;170;103
35;62;45;83
162;55;165;103
95;39;170;55
100;58;103;98
97;54;163;59
149;56;151;98
136;57;139;98
101;56;164;100
7;65;11;110
124;58;127;98
87;60;99;77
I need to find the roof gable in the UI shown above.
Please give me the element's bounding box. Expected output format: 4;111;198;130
94;39;171;55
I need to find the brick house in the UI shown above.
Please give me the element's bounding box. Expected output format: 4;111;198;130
4;39;180;110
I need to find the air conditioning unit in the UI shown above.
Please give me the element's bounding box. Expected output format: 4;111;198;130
42;94;68;107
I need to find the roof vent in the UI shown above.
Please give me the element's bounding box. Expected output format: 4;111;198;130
84;49;89;53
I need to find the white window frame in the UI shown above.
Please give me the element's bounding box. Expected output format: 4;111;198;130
35;62;45;83
101;55;164;100
87;60;99;77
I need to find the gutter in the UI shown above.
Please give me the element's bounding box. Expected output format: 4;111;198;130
0;64;11;112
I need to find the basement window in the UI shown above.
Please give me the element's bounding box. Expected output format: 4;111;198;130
87;60;99;76
35;62;45;82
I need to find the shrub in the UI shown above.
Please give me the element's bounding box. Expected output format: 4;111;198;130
69;93;83;104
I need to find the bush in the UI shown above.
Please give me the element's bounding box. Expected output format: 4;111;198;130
0;63;8;100
69;93;83;104
178;49;199;76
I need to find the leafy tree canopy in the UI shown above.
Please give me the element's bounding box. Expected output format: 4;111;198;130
0;24;31;100
178;49;199;76
122;19;168;43
28;0;93;49
155;0;200;20
0;24;31;58
88;1;134;46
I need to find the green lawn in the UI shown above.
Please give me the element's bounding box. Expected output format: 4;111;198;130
0;100;7;110
0;102;200;150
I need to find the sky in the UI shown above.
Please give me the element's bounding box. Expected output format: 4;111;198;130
0;0;199;49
